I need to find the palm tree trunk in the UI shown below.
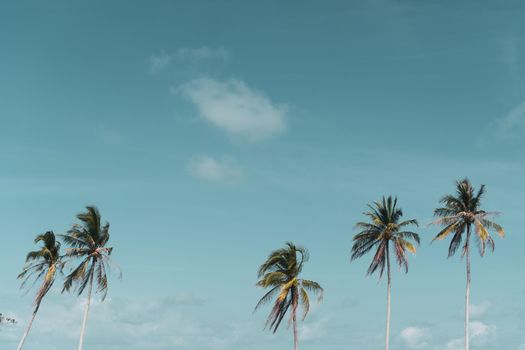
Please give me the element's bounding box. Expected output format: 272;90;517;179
16;308;39;350
78;270;94;350
293;311;298;350
465;225;471;350
385;243;391;350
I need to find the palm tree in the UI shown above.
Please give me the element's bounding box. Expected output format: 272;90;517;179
60;206;119;350
0;313;17;325
431;178;504;350
351;196;419;350
16;231;62;350
254;242;323;350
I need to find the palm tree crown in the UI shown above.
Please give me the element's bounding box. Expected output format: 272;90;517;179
431;178;504;350
254;242;323;334
18;231;62;311
351;196;420;276
61;206;117;300
431;178;504;256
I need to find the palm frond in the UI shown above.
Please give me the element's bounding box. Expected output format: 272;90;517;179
253;285;281;313
255;243;322;334
367;240;387;277
480;219;505;237
299;287;310;321
432;222;459;242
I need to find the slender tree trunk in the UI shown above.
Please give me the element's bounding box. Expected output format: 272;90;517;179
293;310;298;350
465;225;471;350
385;244;391;350
78;270;94;350
16;307;39;350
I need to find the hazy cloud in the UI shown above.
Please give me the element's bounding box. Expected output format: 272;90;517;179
400;326;430;349
469;301;491;319
3;296;240;350
299;318;328;341
188;155;243;184
496;100;525;138
150;47;229;73
445;321;496;350
177;77;287;141
96;125;124;145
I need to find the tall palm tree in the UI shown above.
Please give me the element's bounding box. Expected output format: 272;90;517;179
60;206;119;350
16;231;62;350
431;178;504;350
351;196;419;350
254;242;323;350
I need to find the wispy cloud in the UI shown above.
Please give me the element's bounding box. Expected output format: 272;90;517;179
176;77;287;141
96;125;124;145
399;326;430;349
150;47;229;73
445;321;496;350
469;301;491;319
4;296;241;350
501;35;519;80
496;100;525;138
299;318;328;341
188;155;243;184
166;293;209;306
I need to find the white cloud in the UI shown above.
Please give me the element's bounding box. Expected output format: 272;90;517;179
469;301;491;319
177;77;287;141
4;296;242;350
150;47;229;73
299;318;328;341
445;338;463;350
400;326;429;349
150;50;173;73
445;321;496;350
188;156;243;184
470;321;496;344
497;100;525;138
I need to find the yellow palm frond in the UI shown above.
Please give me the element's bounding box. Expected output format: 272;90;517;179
432;222;458;241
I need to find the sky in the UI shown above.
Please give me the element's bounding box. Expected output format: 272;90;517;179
1;0;525;349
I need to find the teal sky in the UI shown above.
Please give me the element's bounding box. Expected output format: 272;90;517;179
1;1;525;349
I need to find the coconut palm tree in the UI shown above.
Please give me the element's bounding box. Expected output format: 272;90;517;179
431;178;504;350
0;313;17;325
60;206;119;350
254;242;323;350
351;196;419;350
16;231;62;350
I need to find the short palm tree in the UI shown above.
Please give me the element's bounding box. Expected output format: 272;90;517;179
60;206;119;350
254;242;323;350
16;231;62;350
431;178;504;350
351;196;419;350
0;313;17;325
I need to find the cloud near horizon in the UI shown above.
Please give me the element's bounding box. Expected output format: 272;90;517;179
176;77;287;141
1;295;241;350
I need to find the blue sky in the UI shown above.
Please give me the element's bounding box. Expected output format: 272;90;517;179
1;1;525;349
